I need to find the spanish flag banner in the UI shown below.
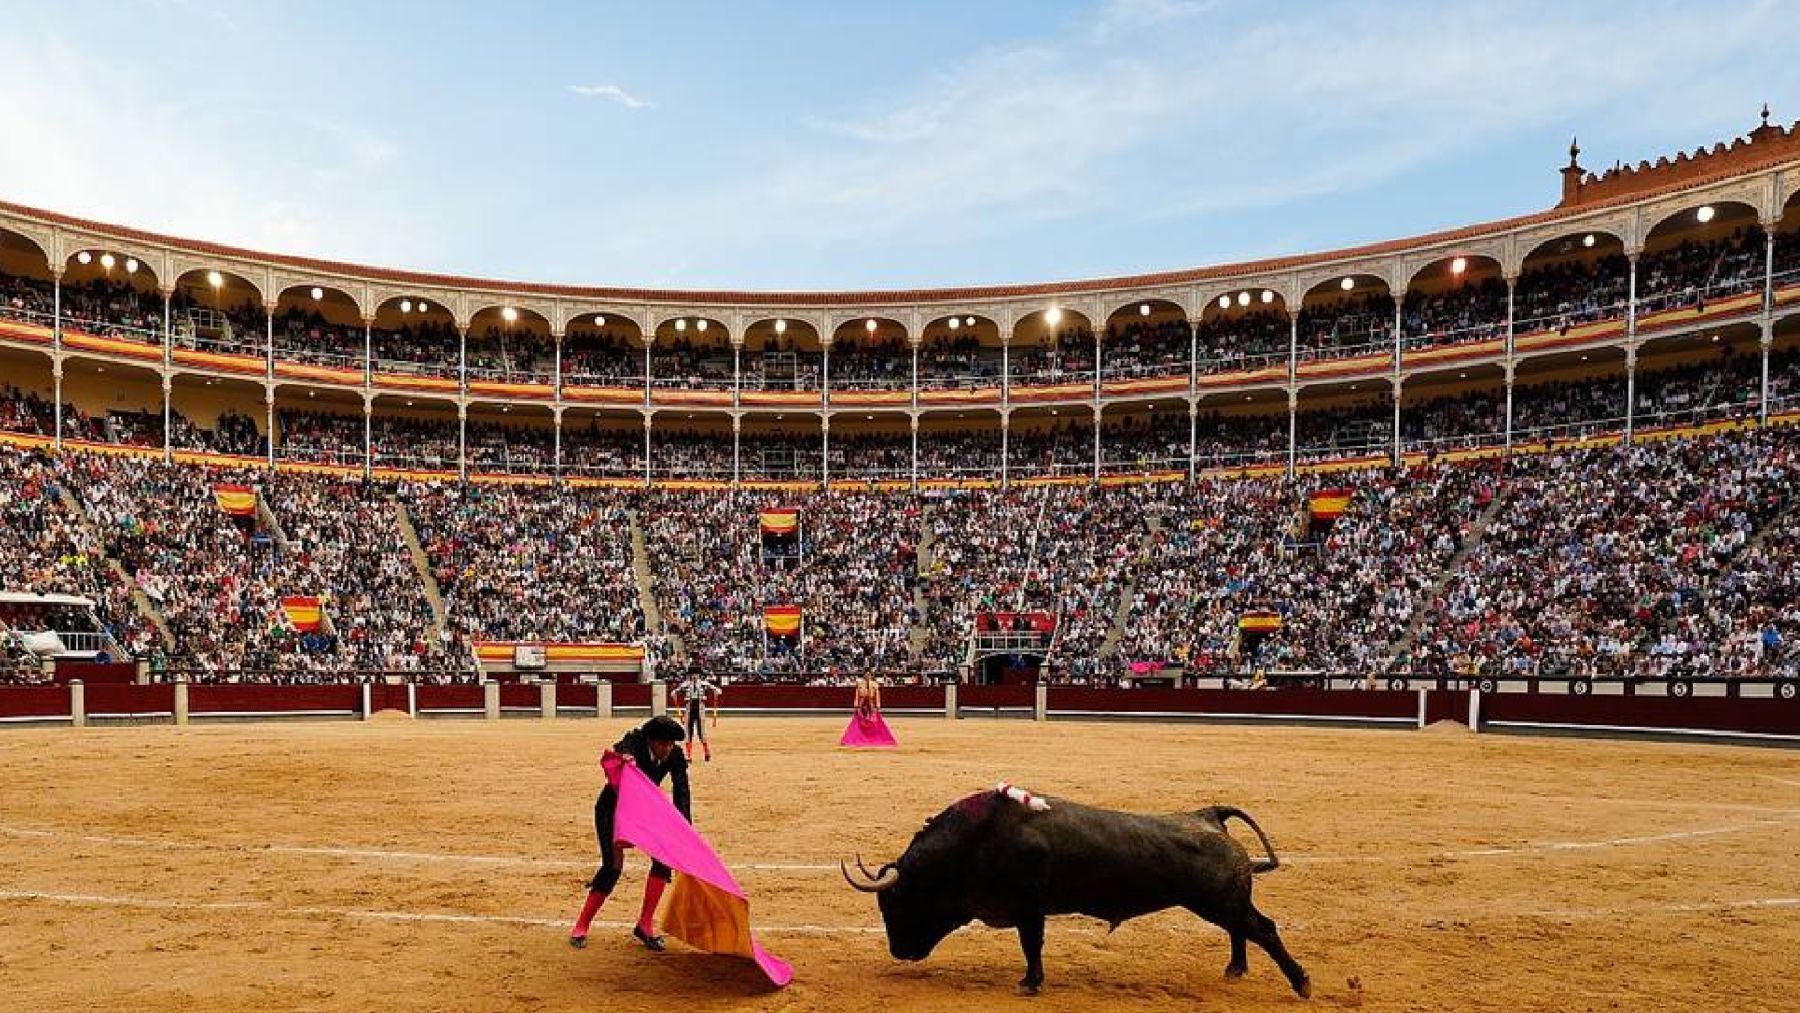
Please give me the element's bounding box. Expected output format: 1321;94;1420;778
764;605;802;638
759;508;799;536
1238;610;1283;633
214;483;257;516
1308;488;1353;521
280;595;324;632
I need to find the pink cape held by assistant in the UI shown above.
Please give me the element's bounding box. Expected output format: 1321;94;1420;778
601;753;793;987
839;709;898;749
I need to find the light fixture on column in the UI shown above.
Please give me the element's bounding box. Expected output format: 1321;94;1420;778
1696;205;1716;223
1261;290;1275;304
310;287;324;301
1044;307;1063;326
1237;292;1250;307
1340;277;1355;291
1451;257;1468;276
100;253;116;270
1139;303;1150;316
1217;295;1231;310
76;251;93;265
125;258;139;274
207;271;223;288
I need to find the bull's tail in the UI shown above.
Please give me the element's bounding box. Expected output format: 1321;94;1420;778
1198;805;1280;874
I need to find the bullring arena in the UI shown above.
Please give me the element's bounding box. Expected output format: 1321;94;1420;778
6;7;1800;1010
0;694;1792;1007
0;707;1797;1013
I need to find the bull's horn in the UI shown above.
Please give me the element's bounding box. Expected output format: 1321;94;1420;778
840;854;900;893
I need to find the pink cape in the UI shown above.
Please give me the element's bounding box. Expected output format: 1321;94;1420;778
602;754;793;987
839;709;898;748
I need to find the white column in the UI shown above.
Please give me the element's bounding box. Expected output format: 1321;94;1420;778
52;363;63;450
910;413;919;492
265;389;275;469
162;288;173;368
643;413;653;488
363;318;373;387
1187;400;1198;485
1391;377;1403;466
483;679;500;721
821;415;831;488
732;414;741;486
1624;254;1639;440
944;680;957;720
539;678;556;720
265;302;275;383
910;339;919;412
1286;311;1299;477
1503;367;1516;452
1000;411;1010;490
651;679;668;717
1286;389;1298;476
1091;405;1101;483
173;677;189;726
69;680;85;728
362;395;373;479
1503;275;1517;452
1762;227;1776;425
457;403;468;483
162;376;173;464
596;679;613;720
553;407;564;482
1392;297;1403;465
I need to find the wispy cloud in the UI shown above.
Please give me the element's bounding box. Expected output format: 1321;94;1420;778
567;83;654;109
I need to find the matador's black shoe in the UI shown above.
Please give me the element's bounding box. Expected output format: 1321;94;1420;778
632;926;667;952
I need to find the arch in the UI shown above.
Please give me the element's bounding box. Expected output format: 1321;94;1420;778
1403;253;1504;291
831;315;909;347
0;226;53;275
1102;297;1186;332
1099;288;1196;325
1518;229;1628;268
1300;272;1391;305
563;309;645;345
1010;305;1094;348
467;303;551;331
371;293;456;329
274;282;363;320
742;316;821;351
1642;198;1761;242
650;314;731;345
172;265;262;308
62;244;163;288
1201;286;1289;320
829;316;910;389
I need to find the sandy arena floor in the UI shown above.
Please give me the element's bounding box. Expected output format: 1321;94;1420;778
0;715;1796;1012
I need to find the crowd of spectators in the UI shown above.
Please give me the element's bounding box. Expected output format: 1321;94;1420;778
1101;319;1190;378
406;482;644;643
1412;427;1800;679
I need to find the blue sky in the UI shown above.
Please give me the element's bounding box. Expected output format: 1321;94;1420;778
0;0;1793;291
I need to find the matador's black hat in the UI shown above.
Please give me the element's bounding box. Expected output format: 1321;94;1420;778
642;715;687;742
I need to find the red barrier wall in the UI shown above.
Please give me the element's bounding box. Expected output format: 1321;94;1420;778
84;683;175;716
881;685;948;710
724;685;855;709
53;662;138;685
189;684;362;714
416;684;484;712
1482;692;1800;738
0;685;72;718
613;684;652;708
959;684;1036;709
499;684;541;709
1049;687;1418;721
558;684;598;709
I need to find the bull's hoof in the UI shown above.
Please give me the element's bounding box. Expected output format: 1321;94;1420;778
1224;962;1247;980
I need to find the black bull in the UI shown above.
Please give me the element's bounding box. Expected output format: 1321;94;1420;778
842;791;1311;998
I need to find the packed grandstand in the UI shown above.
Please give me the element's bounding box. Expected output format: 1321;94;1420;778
2;119;1799;687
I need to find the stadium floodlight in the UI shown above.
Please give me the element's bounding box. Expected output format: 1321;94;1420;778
76;251;92;265
775;319;788;334
1583;234;1596;248
1340;277;1355;291
1139;303;1151;316
1697;205;1716;223
1261;290;1275;304
125;258;139;274
400;300;413;313
1045;307;1063;326
866;318;878;333
948;318;961;331
502;307;519;323
696;319;708;333
676;319;688;332
207;271;223;288
1451;257;1467;275
100;253;116;270
310;287;324;301
1237;292;1250;307
1217;295;1231;310
594;314;606;327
